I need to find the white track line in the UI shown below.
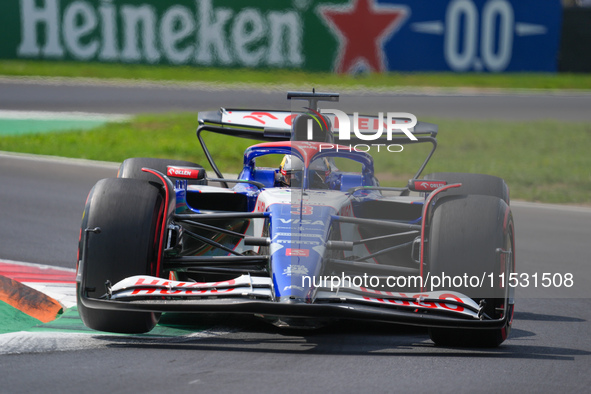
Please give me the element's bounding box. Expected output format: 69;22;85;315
0;150;120;169
0;109;130;121
0;327;238;356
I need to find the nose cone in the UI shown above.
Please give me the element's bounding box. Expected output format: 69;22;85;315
268;203;334;301
271;237;326;301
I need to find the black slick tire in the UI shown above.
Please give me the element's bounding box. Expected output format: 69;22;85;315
427;194;515;347
77;178;164;334
423;172;509;204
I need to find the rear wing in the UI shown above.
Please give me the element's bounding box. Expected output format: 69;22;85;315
198;108;438;142
197;91;438;182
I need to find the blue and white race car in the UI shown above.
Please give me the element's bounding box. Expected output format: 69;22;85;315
77;92;515;347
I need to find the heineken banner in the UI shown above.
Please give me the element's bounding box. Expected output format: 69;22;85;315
0;0;562;72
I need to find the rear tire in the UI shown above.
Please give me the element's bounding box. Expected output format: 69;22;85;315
118;157;206;185
423;172;509;204
77;178;164;333
427;194;515;347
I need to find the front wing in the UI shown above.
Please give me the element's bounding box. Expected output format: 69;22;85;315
78;274;511;329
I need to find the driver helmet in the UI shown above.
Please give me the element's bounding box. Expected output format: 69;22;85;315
291;113;333;143
277;155;304;187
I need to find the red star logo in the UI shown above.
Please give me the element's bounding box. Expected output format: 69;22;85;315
319;0;409;73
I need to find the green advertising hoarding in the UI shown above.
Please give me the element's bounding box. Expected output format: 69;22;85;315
0;0;339;71
0;0;563;72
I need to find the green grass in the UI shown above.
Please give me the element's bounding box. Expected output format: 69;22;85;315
403;118;591;204
2;60;591;90
1;112;589;204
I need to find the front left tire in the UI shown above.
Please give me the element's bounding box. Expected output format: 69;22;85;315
426;194;515;347
77;177;164;333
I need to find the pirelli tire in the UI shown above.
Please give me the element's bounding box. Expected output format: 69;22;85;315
118;157;206;185
426;194;515;347
77;177;164;334
423;172;510;204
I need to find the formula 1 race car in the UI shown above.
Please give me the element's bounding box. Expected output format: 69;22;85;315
77;92;515;347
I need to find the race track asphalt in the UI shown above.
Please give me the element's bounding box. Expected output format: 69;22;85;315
0;80;590;393
2;78;591;121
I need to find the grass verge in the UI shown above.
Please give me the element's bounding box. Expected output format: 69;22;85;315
0;112;589;204
2;60;591;90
